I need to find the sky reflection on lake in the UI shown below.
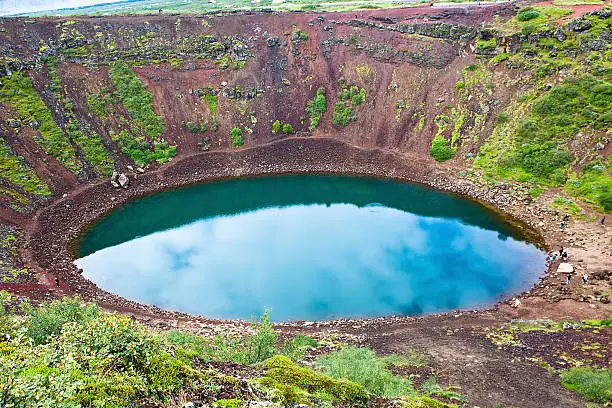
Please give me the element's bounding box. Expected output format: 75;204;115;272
76;193;545;321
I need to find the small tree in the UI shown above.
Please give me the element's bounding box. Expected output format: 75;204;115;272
272;120;281;133
282;123;294;134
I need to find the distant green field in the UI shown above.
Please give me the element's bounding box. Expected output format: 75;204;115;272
552;0;604;5
15;0;429;17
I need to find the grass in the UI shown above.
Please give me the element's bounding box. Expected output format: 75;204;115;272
109;61;165;139
0;294;468;407
0;73;80;173
317;347;413;397
552;0;603;5
0;138;50;197
561;367;612;403
564;161;612;213
111;129;176;167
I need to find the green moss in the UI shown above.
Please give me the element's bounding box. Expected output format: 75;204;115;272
476;38;497;51
0;73;80;173
259;355;369;405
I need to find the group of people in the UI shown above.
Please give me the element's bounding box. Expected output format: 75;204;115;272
556;246;588;285
560;214;570;230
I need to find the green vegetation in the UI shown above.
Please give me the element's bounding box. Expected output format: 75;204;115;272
306;87;326;130
476;37;497;52
0;138;50;197
0;73;80;173
517;8;542;22
282;123;294;134
204;93;218;117
0;295;466;407
257;355;368;405
551;195;586;219
318;347;412;397
561;367;612;403
230;127;244;147
553;0;603;4
111;129;176;166
272;119;281;133
477;73;612;206
109;61;165;139
430;136;456;162
565;160;612;213
45;57;115;177
332;79;366;127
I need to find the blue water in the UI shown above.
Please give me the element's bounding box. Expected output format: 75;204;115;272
75;175;545;321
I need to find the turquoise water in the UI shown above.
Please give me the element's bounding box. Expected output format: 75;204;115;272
75;175;545;321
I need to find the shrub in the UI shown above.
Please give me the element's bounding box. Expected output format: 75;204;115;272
517;8;541;21
496;112;510;124
282;123;294;134
21;297;100;345
306;87;326;130
332;102;355;127
430;136;456;162
241;309;277;364
187;121;199;133
230;128;243;147
281;334;319;362
561;367;612;403
272;120;281;133
317;347;413;398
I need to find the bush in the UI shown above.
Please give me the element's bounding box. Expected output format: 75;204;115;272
282;123;294;134
241;309;277;364
317;347;413;398
187;122;199;133
230;128;243;147
21;297;100;345
517;8;541;21
306;87;326;130
272;120;281;133
561;367;612;403
332;102;355;127
430;136;456;162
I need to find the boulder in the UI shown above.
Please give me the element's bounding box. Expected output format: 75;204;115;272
567;18;591;32
7;118;21;128
266;36;280;47
29;119;39;130
118;173;129;189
